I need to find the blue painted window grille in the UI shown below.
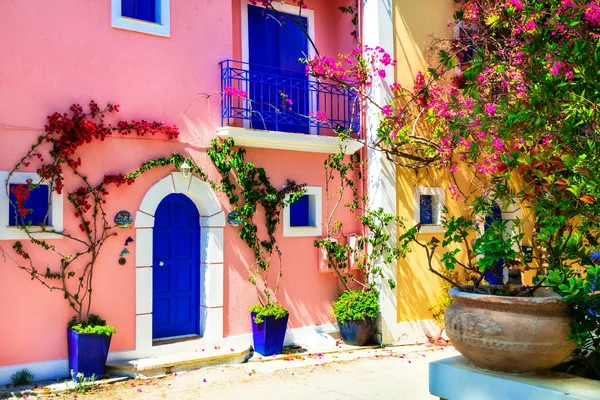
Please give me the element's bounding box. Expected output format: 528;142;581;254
122;0;157;23
220;60;360;137
419;194;434;225
9;184;50;226
290;195;313;227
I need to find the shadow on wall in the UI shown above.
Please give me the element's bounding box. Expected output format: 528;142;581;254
393;0;456;87
395;168;448;324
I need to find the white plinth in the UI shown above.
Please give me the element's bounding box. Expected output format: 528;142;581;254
430;356;600;400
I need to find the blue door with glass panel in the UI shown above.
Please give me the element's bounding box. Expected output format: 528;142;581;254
153;194;200;339
248;5;309;133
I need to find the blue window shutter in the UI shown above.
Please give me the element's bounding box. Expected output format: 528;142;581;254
122;0;157;23
9;184;50;226
419;195;433;224
290;195;310;227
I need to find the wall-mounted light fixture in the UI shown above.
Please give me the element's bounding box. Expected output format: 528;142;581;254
180;161;191;178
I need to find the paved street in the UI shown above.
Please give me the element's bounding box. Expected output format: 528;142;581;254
25;346;458;400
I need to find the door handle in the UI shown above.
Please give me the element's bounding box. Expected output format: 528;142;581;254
158;261;164;267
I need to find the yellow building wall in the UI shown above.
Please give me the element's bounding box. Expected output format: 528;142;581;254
391;0;537;325
392;0;457;324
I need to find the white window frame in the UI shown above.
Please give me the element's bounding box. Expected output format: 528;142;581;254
283;186;322;237
414;187;445;234
0;171;63;240
111;0;171;37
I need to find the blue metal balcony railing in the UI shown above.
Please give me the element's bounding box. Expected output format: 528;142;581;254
220;60;360;137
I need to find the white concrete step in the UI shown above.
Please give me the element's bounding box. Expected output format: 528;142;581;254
430;355;600;400
106;346;252;379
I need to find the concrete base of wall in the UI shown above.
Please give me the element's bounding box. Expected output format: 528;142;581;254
430;356;600;400
0;322;338;385
379;318;441;345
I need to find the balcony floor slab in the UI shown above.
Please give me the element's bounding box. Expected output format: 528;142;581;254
217;126;363;155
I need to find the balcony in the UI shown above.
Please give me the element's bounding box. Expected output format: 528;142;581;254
217;60;363;155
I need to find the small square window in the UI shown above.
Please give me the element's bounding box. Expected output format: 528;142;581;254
0;171;64;240
112;0;170;37
283;186;322;237
289;195;315;227
419;194;433;225
9;184;50;226
414;187;445;233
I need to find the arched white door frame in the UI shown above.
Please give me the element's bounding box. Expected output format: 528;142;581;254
134;172;225;353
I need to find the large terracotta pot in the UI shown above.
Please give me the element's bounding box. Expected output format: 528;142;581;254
445;286;576;373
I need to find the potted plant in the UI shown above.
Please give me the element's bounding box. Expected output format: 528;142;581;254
67;315;115;380
248;303;289;356
206;139;305;356
332;289;379;346
2;101;180;379
315;142;405;345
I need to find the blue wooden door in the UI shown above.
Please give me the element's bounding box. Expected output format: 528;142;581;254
153;194;200;339
248;5;309;133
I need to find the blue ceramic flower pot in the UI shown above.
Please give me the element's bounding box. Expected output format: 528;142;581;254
338;319;375;346
67;329;112;380
250;312;289;356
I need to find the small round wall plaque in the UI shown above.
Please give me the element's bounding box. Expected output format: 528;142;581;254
114;210;133;228
118;257;127;265
227;211;244;227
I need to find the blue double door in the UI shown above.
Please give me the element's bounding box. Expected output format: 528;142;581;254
152;194;200;339
248;4;309;133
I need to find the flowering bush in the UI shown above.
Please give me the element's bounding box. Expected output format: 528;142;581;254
393;0;600;359
4;101;182;326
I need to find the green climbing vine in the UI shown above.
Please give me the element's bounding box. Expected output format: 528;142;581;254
205;138;305;311
315;132;407;322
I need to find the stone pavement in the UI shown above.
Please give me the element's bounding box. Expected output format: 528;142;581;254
1;345;459;399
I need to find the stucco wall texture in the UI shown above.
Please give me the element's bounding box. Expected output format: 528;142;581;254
0;0;356;367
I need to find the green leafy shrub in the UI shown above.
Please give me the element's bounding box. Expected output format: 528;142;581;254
332;289;379;324
11;369;34;386
68;314;115;336
429;270;462;323
249;303;289;324
69;371;95;394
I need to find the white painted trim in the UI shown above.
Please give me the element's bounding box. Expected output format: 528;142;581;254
111;0;171;37
135;172;224;355
0;171;63;240
363;0;401;346
217;127;363;155
240;0;318;133
283;186;322;237
0;359;69;385
0;322;338;384
413;187;445;233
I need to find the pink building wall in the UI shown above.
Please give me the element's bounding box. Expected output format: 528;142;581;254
0;0;357;367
